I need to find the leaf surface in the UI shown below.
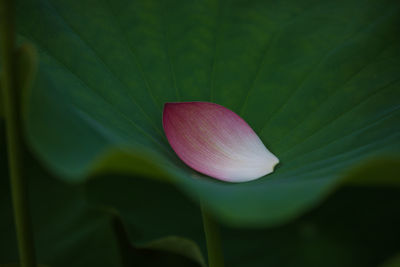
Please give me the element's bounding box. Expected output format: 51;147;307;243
0;123;204;267
16;0;400;226
87;175;400;267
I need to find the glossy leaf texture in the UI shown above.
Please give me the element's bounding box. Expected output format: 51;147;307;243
16;0;400;226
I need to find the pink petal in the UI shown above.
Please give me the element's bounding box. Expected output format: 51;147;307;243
163;102;279;182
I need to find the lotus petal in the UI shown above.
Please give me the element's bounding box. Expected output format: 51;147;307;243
163;102;279;182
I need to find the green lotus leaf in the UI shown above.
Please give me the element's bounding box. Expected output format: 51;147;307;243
138;236;206;267
0;264;48;267
0;124;204;267
1;122;399;266
0;147;123;266
380;254;400;267
86;175;400;267
16;0;400;226
0;83;3;118
0;180;203;267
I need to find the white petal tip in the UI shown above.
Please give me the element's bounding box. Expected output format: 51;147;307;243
163;101;279;183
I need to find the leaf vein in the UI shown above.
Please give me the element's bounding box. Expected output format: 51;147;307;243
22;33;173;156
274;42;396;146
258;10;394;135
43;0;165;138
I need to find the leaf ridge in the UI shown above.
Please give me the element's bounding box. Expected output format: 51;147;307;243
161;2;181;101
280;131;400;177
103;0;162;111
258;10;396;136
274;42;397;146
282;102;400;160
23;34;173;156
43;0;165;139
239;0;320;115
209;0;224;102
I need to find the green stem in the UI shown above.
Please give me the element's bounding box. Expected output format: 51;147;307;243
0;1;37;267
201;203;224;267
